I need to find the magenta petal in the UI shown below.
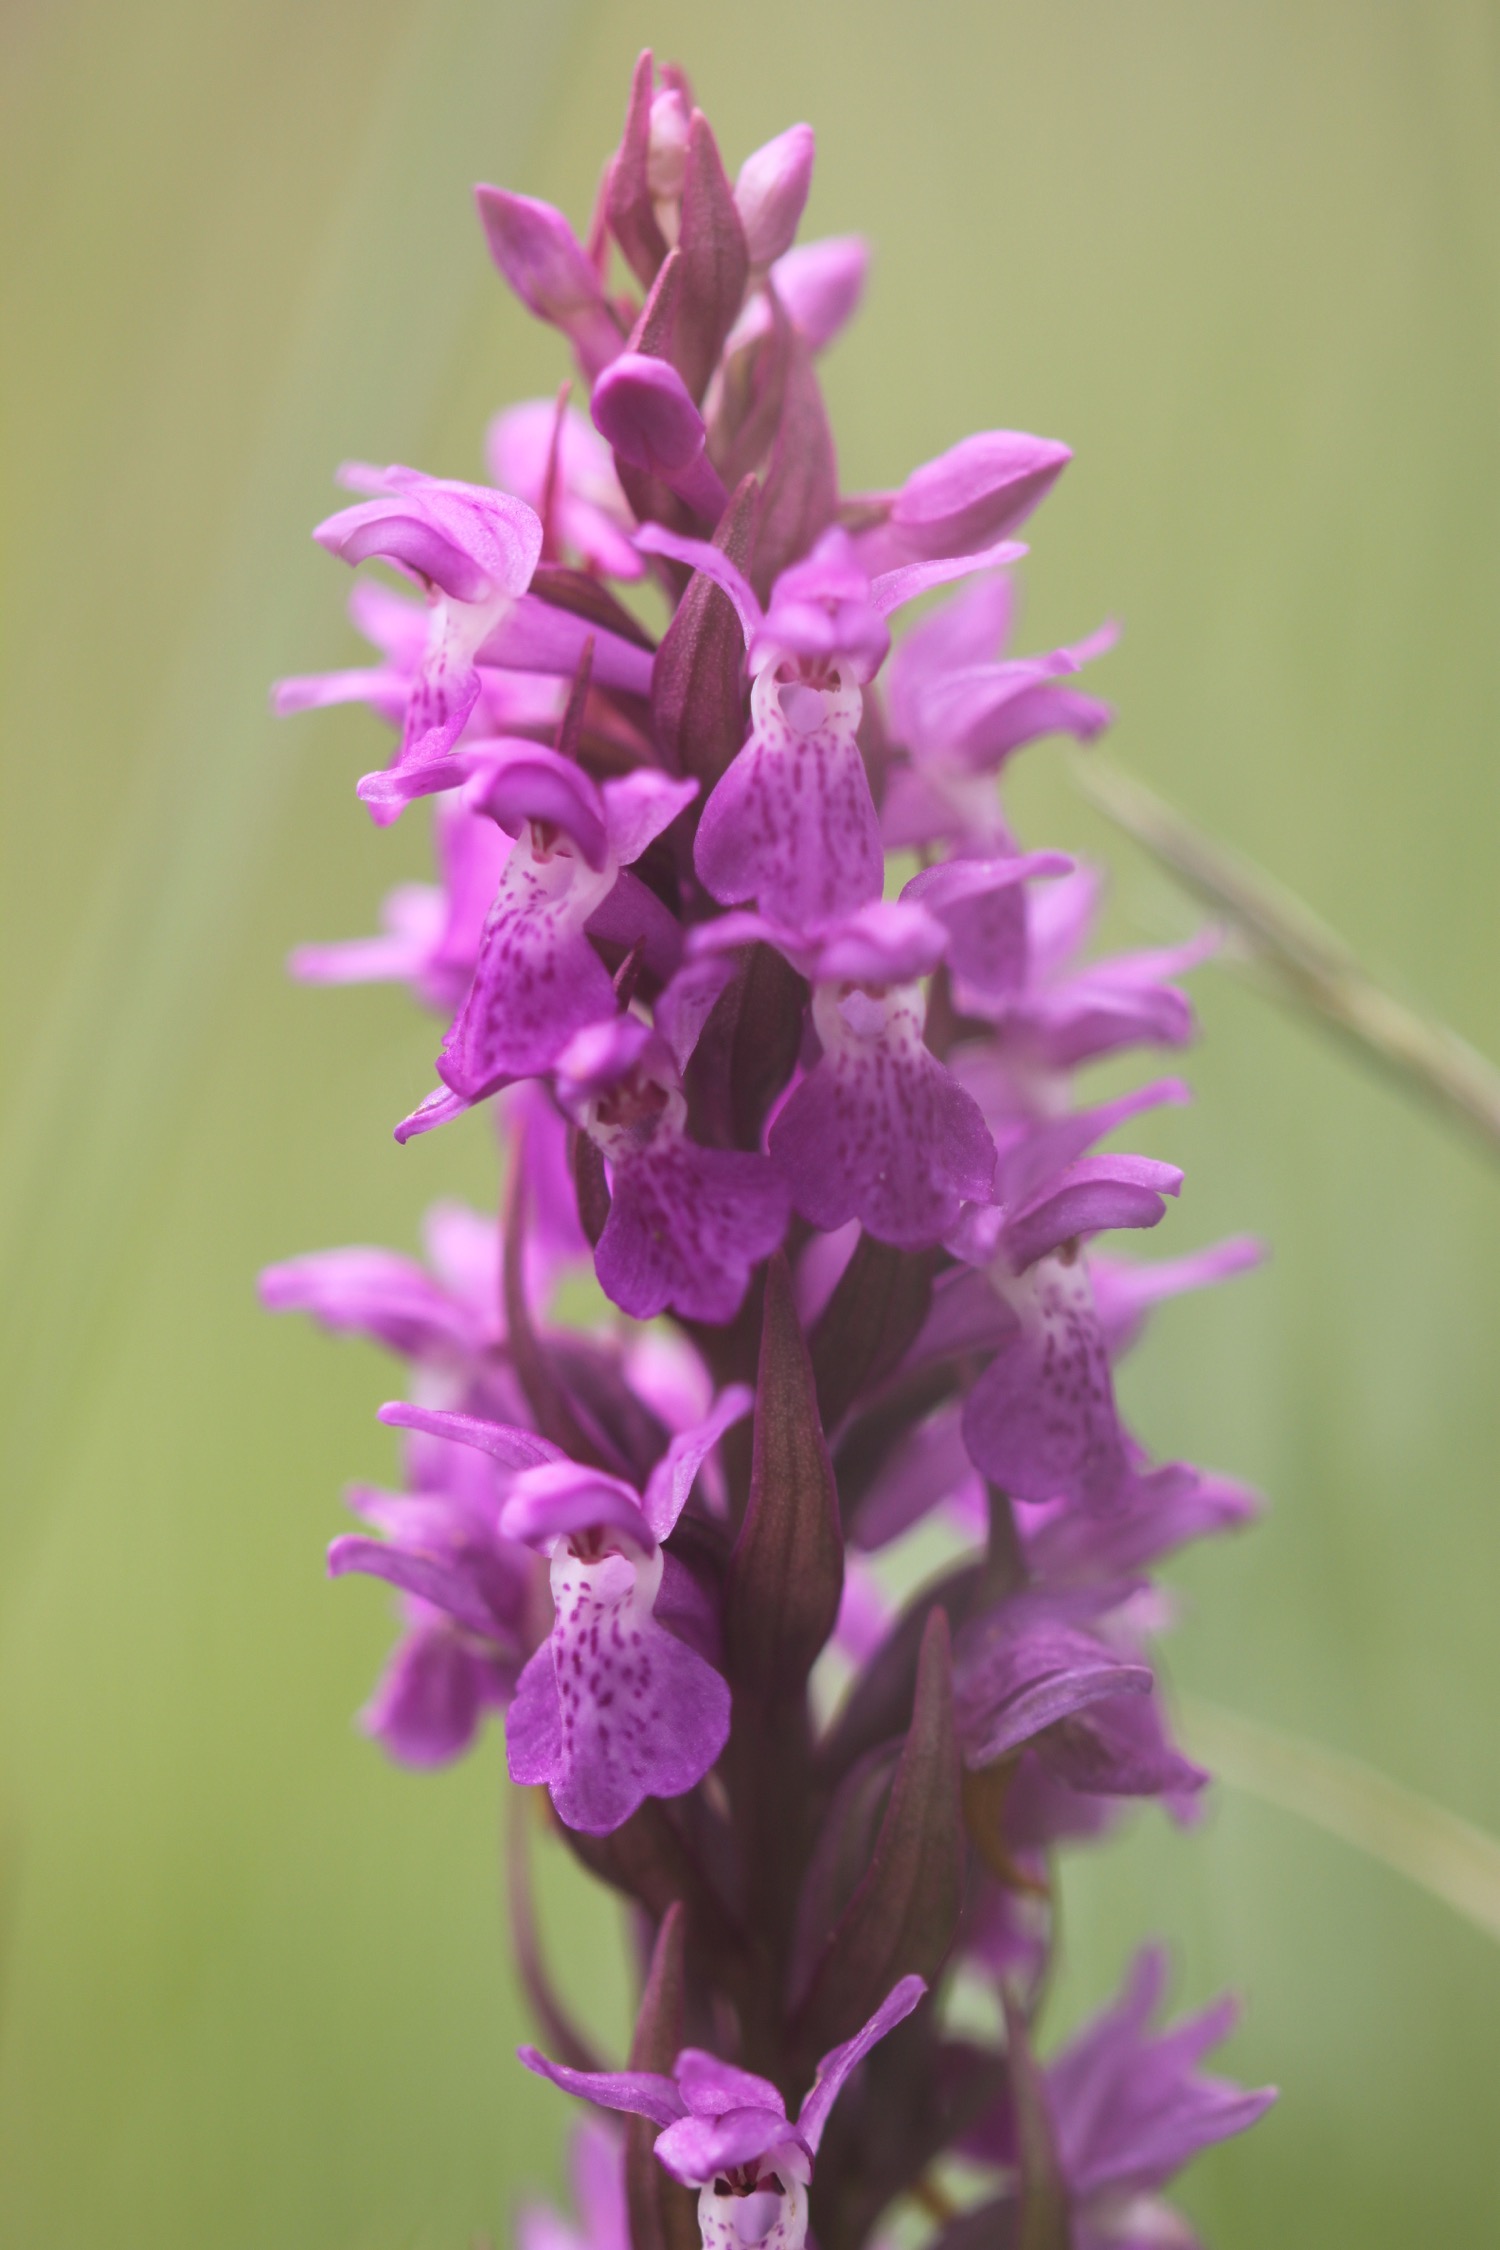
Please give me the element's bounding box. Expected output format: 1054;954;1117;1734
500;1461;650;1551
477;597;655;699
1091;1235;1264;1361
954;1612;1152;1768
328;1534;499;1640
735;123;816;264
258;1246;472;1358
595;1143;789;1324
869;537;1028;619
1045;1685;1209;1802
533;1556;732;1834
517;2046;685;2130
675;2054;787;2120
474;188;622;379
797;1976;927;2151
640;1386;753;1541
600;770;700;866
770;1008;994;1250
694;687;883;926
1001;1155;1183;1272
377;1401;563;1471
962;1258;1129;1510
769;235;869;350
468;743;609;867
654;2110;794;2186
1044;1949;1275;2207
438;857;618;1095
633;524;762;642
903;852;1070;1005
889;430;1071;558
592;352;710;475
360;1622;495;1767
506;1641;565;1786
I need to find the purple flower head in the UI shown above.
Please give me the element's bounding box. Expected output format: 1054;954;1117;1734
312;466;544;822
434;750;696;1107
638;523;1024;929
274;70;1276;2250
698;899;996;1249
557;1012;789;1323
488;400;642;581
882;574;1115;853
379;1387;747;1834
521;1976;926;2250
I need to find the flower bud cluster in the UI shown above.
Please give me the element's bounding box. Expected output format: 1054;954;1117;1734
266;50;1274;2249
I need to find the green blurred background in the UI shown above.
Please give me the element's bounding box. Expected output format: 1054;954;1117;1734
4;1;1499;2241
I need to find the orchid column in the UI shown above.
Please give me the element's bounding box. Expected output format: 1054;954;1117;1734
266;50;1273;2250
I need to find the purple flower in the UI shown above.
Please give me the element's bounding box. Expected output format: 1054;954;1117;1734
273;68;1278;2248
378;1387;748;1834
981;1951;1275;2248
434;749;696;1105
932;1085;1183;1511
962;868;1214;1100
637;522;1024;929
312;467;544;822
881;573;1114;853
702;899;997;1249
328;1452;534;1768
557;1014;789;1323
521;1976;926;2250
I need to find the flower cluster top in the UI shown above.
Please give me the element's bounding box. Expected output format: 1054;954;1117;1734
266;52;1273;2250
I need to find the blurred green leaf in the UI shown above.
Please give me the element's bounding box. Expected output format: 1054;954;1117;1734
1187;1698;1500;1948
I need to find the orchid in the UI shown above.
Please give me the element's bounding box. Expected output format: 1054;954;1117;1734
267;48;1274;2250
372;1386;748;1834
522;1977;926;2250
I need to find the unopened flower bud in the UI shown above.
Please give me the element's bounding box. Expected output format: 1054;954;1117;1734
735;123;815;265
